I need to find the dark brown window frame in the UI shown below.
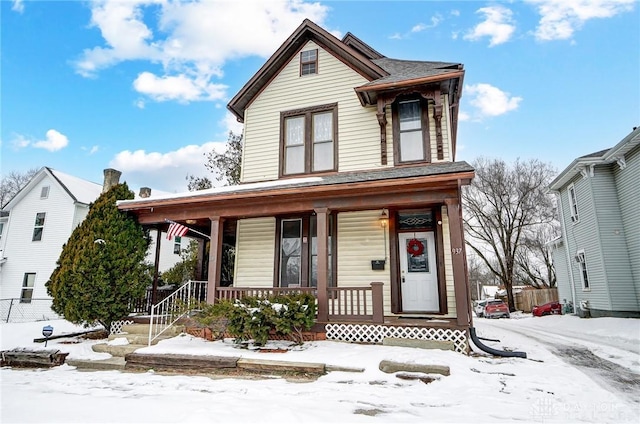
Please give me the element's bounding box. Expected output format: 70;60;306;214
280;103;338;177
273;213;337;288
391;96;431;165
300;49;318;76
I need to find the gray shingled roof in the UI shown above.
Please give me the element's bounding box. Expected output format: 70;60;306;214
359;58;461;87
578;148;610;159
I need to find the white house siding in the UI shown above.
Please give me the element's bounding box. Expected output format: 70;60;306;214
234;218;276;287
592;166;638;312
561;175;610;311
241;41;382;183
336;211;391;314
551;241;572;304
0;175;80;300
440;207;457;318
614;144;640;302
147;231;193;274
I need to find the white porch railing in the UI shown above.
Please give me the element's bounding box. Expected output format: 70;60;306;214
148;280;207;346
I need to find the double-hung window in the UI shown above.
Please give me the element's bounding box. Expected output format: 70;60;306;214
300;49;318;76
576;250;590;290
173;236;182;255
21;273;35;303
282;104;337;176
392;97;429;163
277;215;334;288
568;184;579;222
32;212;46;241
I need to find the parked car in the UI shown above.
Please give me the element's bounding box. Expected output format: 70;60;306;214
483;300;510;319
532;301;562;317
474;299;489;318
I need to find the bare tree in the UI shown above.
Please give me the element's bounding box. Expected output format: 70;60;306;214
204;131;243;186
1;168;39;208
462;158;557;312
515;220;559;288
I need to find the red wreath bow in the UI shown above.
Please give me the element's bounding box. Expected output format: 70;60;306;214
407;238;424;257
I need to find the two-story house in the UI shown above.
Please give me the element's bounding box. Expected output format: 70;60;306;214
118;20;474;352
548;126;640;318
0;167;190;322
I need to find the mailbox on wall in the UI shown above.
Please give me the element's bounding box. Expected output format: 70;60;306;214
371;260;386;271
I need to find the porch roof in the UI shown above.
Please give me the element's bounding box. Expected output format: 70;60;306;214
120;162;473;207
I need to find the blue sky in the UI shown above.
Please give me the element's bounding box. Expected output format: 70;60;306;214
2;0;638;193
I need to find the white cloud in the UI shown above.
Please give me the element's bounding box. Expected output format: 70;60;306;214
458;111;471;122
12;130;70;152
526;0;636;41
110;141;227;192
464;5;516;47
33;129;70;151
82;145;100;155
12;0;24;13
133;71;227;103
450;9;460;17
74;0;331;104
222;112;244;136
411;15;442;33
464;83;522;118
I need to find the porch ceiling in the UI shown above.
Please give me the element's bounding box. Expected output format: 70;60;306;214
118;162;474;225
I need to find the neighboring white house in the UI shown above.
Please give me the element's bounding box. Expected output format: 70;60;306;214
548;126;640;318
0;167;188;322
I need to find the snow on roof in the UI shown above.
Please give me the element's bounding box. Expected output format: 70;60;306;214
50;168;102;205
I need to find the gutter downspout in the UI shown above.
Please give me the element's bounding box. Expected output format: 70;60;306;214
554;191;577;312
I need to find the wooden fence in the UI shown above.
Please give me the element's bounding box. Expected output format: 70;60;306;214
514;288;559;313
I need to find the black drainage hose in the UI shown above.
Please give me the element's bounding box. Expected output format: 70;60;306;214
470;327;527;358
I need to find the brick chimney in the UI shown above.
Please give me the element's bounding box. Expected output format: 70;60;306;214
102;168;122;193
139;187;151;198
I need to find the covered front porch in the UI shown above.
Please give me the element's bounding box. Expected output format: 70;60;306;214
118;164;474;353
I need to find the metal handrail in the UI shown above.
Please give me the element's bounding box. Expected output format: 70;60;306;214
148;280;207;346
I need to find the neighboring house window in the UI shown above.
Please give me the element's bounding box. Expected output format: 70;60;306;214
392;97;429;163
0;222;4;241
40;186;50;199
568;184;579;222
300;49;318;76
32;212;46;241
576;250;590;290
281;104;337;176
173;236;182;255
21;273;36;303
277;215;334;288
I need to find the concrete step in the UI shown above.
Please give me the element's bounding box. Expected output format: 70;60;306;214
118;324;185;336
92;343;147;357
67;356;126;371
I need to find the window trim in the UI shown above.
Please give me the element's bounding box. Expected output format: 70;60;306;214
32;212;46;242
300;49;318;76
173;236;182;255
391;96;431;165
576;249;590;291
21;273;36;303
568;184;579;223
280;103;338;176
274;214;336;288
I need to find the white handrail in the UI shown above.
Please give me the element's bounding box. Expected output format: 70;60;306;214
148;280;208;346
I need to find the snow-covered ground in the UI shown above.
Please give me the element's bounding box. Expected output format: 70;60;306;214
1;315;639;423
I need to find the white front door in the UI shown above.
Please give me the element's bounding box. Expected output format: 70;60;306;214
399;232;439;312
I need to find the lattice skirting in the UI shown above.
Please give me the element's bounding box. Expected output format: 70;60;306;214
110;319;134;335
325;324;469;354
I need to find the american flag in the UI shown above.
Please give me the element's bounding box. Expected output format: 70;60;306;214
166;222;189;240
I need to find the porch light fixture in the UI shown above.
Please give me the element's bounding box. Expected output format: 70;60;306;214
185;219;197;225
379;210;388;228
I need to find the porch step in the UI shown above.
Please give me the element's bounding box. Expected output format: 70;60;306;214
118;324;185;336
92;343;147;357
67;356;126;371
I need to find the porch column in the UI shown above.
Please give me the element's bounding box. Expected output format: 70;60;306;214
445;198;471;327
151;227;162;307
194;239;206;281
206;216;224;304
315;208;330;322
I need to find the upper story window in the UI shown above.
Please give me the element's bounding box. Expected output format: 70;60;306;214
575;250;589;290
300;49;318;76
281;103;337;176
568;184;579;223
32;212;46;241
0;222;4;241
392;97;430;164
21;273;36;303
40;186;50;199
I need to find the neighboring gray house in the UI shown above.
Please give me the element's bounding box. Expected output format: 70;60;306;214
548;126;640;318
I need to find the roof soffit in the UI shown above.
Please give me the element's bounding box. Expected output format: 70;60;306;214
227;19;388;121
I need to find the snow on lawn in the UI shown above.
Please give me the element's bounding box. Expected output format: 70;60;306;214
1;317;639;423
